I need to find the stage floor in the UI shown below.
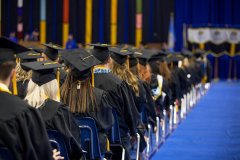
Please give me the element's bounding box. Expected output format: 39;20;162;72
151;81;240;160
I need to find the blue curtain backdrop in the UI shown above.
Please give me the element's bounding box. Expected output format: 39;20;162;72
174;0;240;51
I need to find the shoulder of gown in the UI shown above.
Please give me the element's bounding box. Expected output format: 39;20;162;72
0;92;52;160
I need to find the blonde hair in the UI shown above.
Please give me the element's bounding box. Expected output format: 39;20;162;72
16;62;32;82
111;59;139;96
25;79;59;108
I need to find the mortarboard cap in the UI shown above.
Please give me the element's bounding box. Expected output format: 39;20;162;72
61;49;101;80
194;49;205;58
21;60;63;86
109;47;132;65
89;43;112;63
167;53;184;63
135;50;152;66
42;43;63;61
181;49;193;58
0;37;30;65
17;50;42;62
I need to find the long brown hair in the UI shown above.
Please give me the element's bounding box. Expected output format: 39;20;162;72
61;69;96;113
160;61;171;82
111;59;139;96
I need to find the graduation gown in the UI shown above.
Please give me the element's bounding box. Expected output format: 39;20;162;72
94;72;139;137
17;80;29;99
74;88;114;153
38;99;83;160
94;71;139;160
142;82;157;126
0;91;52;160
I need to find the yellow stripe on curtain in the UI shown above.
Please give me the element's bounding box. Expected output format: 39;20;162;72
63;23;69;47
85;0;92;45
111;0;117;45
40;21;46;44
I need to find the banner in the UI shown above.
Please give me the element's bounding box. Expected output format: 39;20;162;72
188;28;240;44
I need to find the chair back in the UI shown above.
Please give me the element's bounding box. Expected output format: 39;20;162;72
109;109;122;144
47;130;69;160
75;117;102;159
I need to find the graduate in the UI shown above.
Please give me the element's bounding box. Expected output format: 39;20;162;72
0;37;53;160
109;47;147;153
42;43;67;86
90;44;139;160
23;60;84;160
129;51;157;127
167;53;184;103
147;50;172;117
60;49;114;155
15;50;43;99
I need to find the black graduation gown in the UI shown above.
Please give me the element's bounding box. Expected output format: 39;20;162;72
0;91;52;160
38;99;83;160
17;80;29;99
94;72;139;137
74;88;114;154
170;70;182;101
94;72;139;160
142;82;157;126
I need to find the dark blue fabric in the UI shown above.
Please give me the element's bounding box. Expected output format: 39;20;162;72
207;54;215;79
152;82;240;160
218;54;231;80
233;55;240;79
175;0;240;51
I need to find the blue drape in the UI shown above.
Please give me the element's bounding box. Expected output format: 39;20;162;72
175;0;240;51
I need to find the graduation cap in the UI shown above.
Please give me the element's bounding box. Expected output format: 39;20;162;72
42;43;63;61
167;53;184;63
135;50;152;66
17;51;43;72
181;49;193;58
17;50;42;62
29;47;44;54
61;49;101;81
21;60;63;86
148;50;168;63
89;43;112;63
109;47;132;65
0;37;29;65
194;49;205;58
89;44;111;63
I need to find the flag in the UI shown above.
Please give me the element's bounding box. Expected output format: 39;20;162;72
168;13;175;52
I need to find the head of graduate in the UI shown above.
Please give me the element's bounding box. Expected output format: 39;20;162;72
60;48;101;113
89;43;112;65
23;61;63;108
0;37;29;88
42;43;63;62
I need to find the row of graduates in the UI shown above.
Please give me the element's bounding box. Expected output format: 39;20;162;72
0;36;210;160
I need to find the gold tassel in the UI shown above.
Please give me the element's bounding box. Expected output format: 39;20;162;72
91;67;94;87
12;71;18;95
106;138;110;151
12;58;19;95
126;56;130;69
56;68;60;100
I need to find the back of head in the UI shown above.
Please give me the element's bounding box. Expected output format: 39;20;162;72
111;59;139;96
0;61;16;82
25;79;59;108
61;69;96;113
